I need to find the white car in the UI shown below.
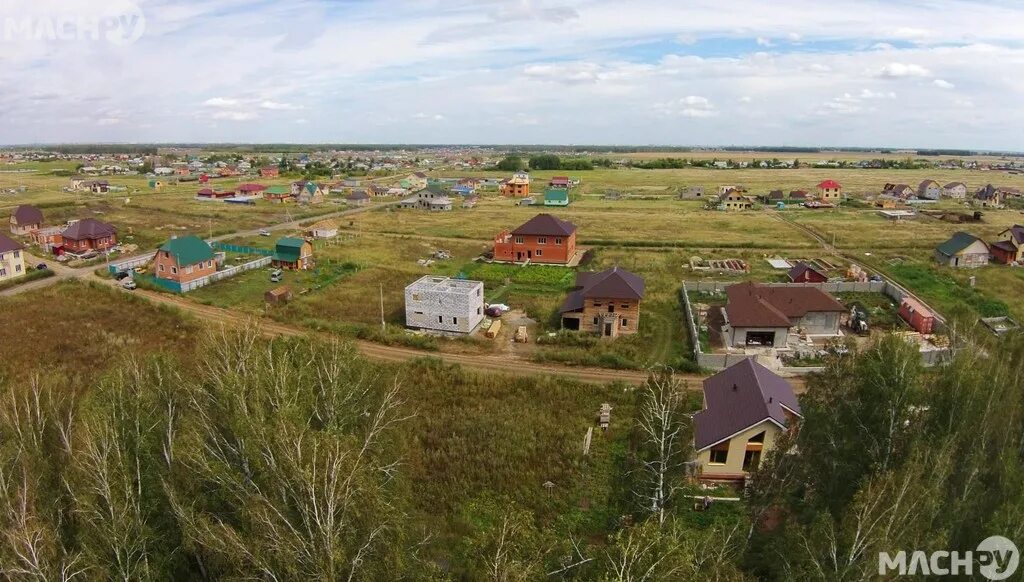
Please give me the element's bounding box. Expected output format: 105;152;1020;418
486;303;511;313
259;229;271;237
122;279;137;291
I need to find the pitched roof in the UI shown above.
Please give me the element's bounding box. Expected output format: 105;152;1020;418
817;179;841;189
273;237;307;262
266;186;289;195
767;190;784;199
724;282;845;328
0;233;24;253
1001;225;1024;245
692;359;801;451
976;184;1001;200
511;213;576;237
159;235;213;265
238;183;268;193
11;205;43;226
346;190;370;200
787;261;826;282
944;182;966;189
62;218;116;241
935;231;987;257
560;267;645;312
789;190;808;198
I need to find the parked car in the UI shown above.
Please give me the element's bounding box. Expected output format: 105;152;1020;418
35;263;47;270
485;306;504;317
121;279;137;291
270;269;283;283
114;271;130;280
259;229;271;237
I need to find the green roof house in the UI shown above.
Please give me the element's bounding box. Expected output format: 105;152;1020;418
265;185;292;203
155;235;217;284
544;188;570;207
934;231;990;268
272;237;314;270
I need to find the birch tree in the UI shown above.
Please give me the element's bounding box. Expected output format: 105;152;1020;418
634;369;691;526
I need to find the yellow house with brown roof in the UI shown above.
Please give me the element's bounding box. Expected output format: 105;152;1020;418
0;234;27;282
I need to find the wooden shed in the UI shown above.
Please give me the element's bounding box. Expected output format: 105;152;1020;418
264;286;293;304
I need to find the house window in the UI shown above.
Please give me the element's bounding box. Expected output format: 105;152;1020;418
15;265;21;273
13;251;19;258
171;266;178;274
621;304;629;309
621;319;628;328
159;264;165;272
538;237;547;244
0;269;5;277
185;265;193;274
477;307;482;315
514;236;524;244
452;317;458;324
709;444;729;465
593;317;599;325
535;249;543;256
438;315;443;324
555;238;562;245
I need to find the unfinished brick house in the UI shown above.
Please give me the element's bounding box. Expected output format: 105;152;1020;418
492;214;577;265
404;276;485;334
500;172;530;197
560;267;645;338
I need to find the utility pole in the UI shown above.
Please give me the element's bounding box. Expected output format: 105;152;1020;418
379;282;386;332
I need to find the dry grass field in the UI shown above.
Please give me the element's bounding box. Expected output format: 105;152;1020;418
4;154;1024;369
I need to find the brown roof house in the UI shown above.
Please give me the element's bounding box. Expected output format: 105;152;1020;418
559;267;645;338
62;218;117;254
693;359;802;481
991;225;1024;265
10;205;43;235
787;262;828;283
721;282;845;348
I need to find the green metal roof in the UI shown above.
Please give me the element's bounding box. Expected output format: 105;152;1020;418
273;237;306;262
544;188;569;202
936;231;984;257
160;235;214;265
266;186;290;195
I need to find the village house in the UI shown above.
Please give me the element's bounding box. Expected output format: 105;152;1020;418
975;184;1005;208
69;176;86;191
404;275;485;334
544;188;570;207
238;183;268;197
369;185;389;197
272;238;314;270
0;234;26;282
294;181;326;204
462;195;479;209
260;167;280;178
934;232;990;268
10;205;43;235
917;179;942;200
86;180;110;194
492;214;577;265
943;182;967;199
401;187;453;211
788;190;809;201
816;179;842;201
761;190;785;204
990;225;1024;264
882;183;914;199
346;190;371;206
559;267;644;338
154;235;217;284
30;226;63;252
549;176;570;189
715;189;755;211
500;172;531;197
452;184;475;197
196;188;235;200
678;185;705;199
61;218;117;254
307;220;338;239
721;282;846;348
264;186;291;203
787;262;828;283
693;359;802;481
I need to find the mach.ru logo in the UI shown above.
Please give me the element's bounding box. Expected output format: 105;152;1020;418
2;3;145;45
879;536;1019;579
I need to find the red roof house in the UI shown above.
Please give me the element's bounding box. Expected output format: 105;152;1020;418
816;180;842;201
787;262;828;283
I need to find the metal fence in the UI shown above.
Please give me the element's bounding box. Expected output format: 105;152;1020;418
108;254;154;275
682;278;951;370
211;242;274;257
178;256;272;293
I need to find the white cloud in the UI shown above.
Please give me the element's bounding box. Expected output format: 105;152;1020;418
877;63;931;78
859;89;896;99
933;79;955;89
738;96;752;103
259;100;303;111
756;37;772;47
656;95;718;118
202;97;241;108
211;111;257;121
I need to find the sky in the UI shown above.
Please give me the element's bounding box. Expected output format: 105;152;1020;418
1;0;1024;149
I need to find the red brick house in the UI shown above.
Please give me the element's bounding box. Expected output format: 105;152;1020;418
787;262;828;283
154;235;217;284
10;205;43;235
493;213;577;265
61;219;117;253
237;183;268;196
260;167;280;178
197;188;236;199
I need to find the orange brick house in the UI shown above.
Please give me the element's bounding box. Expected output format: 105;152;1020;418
154;235;217;284
493;214;577;265
260;167;280;178
560;267;645;338
500;172;531;197
61;218;117;254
